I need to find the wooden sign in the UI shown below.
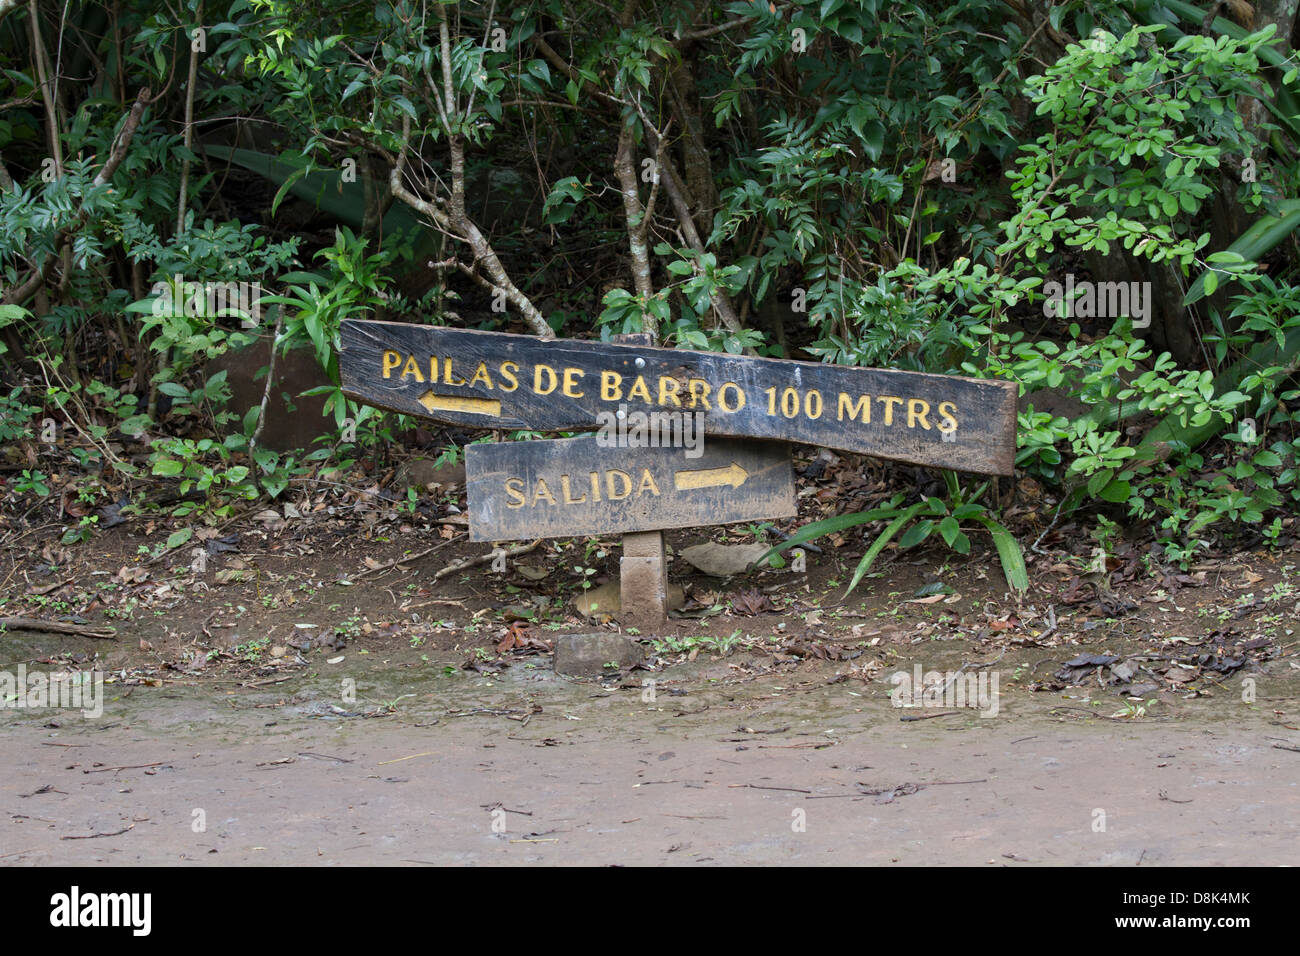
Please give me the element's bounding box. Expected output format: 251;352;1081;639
341;320;1017;475
465;435;795;541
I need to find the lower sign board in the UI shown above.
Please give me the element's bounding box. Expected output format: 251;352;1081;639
466;435;795;542
341;320;1018;475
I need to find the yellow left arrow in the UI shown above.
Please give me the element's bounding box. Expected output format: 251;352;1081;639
674;462;748;491
416;392;502;416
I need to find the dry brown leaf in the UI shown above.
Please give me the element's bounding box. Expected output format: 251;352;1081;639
730;588;775;616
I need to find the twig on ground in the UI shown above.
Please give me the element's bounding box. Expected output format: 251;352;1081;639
60;824;135;840
359;536;460;578
899;710;960;722
83;762;164;774
432;540;541;580
0;617;115;639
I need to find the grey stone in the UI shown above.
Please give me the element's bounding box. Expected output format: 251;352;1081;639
554;632;644;677
395;458;466;490
1110;660;1139;683
679;541;771;577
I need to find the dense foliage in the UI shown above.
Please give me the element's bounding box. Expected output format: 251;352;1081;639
3;0;1300;571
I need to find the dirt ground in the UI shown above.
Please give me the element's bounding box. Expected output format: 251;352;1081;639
3;460;1300;865
3;664;1298;865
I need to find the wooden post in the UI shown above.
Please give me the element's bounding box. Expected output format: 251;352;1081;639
613;332;667;629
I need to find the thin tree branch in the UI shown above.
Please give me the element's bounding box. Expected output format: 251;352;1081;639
176;4;202;236
2;87;150;307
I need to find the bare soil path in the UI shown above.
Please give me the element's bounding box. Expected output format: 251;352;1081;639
3;659;1297;866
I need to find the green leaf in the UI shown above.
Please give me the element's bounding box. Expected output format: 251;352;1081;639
899;519;934;548
1086;468;1114;497
760;500;905;564
845;504;928;595
939;515;961;545
1184;199;1300;305
915;581;955;597
1099;478;1131;503
392;95;417;119
859;120;886;162
972;515;1029;594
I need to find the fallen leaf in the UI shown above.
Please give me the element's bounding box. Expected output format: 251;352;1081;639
730;588;774;616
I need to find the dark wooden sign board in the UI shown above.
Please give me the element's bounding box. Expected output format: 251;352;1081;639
466;435;795;542
340;320;1018;476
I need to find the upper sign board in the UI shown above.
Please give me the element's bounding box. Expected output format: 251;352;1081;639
340;320;1017;475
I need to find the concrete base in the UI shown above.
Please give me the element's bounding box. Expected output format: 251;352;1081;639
620;530;667;629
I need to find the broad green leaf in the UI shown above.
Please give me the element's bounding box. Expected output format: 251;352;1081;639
972;515;1029;593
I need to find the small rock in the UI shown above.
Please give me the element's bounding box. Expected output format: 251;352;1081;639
680;542;771;577
1110;660;1139;683
395;458;466;491
553;633;644;677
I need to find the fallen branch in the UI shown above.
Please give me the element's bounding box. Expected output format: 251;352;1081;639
359;536;460;578
433;540;541;580
60;824;134;840
83;762;165;773
401;597;467;612
899;710;960;722
0;617;116;639
859;779;987;801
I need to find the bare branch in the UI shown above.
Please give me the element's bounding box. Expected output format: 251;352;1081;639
2;87;150;307
389;118;553;339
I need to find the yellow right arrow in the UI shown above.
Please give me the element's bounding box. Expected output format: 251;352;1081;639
674;462;748;491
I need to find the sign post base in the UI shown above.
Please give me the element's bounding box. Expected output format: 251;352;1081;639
620;531;667;630
613;333;668;630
